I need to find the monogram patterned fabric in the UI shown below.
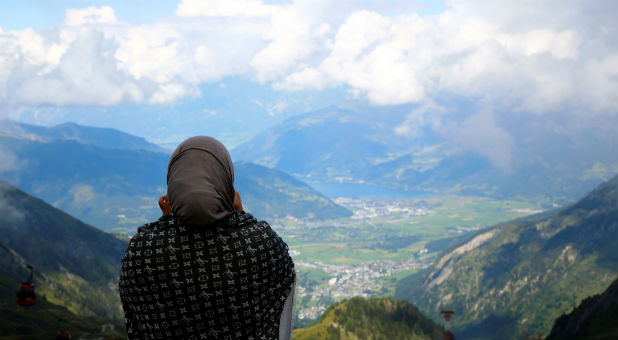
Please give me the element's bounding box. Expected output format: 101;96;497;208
119;211;295;340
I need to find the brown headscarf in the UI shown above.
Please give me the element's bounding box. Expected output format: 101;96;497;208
167;136;235;226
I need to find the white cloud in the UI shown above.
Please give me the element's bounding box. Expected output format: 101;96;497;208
203;108;217;116
394;102;445;138
0;181;25;223
394;102;518;171
148;82;198;105
251;97;290;116
176;0;278;17
267;99;288;117
0;148;20;173
250;0;334;83
580;55;618;113
277;1;614;117
7;28;144;106
0;0;615;125
445;108;515;171
114;26;184;83
64;6;117;26
0;5;264;106
312;10;430;105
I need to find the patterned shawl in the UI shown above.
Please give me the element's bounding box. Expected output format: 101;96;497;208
119;211;296;340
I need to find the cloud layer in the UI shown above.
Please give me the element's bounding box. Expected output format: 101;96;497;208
1;0;615;111
0;0;616;169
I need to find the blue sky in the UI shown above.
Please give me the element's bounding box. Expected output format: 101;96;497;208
0;1;180;30
0;1;447;31
0;0;616;158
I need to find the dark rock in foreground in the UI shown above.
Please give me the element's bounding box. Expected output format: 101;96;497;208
545;278;618;340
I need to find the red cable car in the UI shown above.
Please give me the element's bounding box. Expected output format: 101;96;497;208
56;318;71;340
16;265;36;307
56;331;71;340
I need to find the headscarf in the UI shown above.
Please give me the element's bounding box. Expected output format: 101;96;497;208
167;136;235;226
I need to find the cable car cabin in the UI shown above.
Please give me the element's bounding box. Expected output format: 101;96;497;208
56;331;71;340
16;282;36;307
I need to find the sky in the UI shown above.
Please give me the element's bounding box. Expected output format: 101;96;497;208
0;0;616;164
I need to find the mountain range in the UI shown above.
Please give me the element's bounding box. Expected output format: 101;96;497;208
0;120;351;232
394;175;618;339
235;161;351;220
3;175;615;340
1;110;616;339
0;180;126;339
2;106;616;233
0;181;444;340
232;107;617;201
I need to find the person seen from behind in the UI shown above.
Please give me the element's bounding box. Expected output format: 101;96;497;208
119;136;296;340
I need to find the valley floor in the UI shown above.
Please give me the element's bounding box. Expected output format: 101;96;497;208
269;195;551;326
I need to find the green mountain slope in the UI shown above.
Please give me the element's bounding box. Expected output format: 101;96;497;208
232;107;412;178
0;129;350;232
235;162;351;220
546;278;618;340
0;181;127;326
0;135;168;232
0;296;126;340
394;175;618;339
293;297;443;340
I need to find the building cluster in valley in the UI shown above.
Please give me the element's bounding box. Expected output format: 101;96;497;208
294;255;434;320
333;197;430;221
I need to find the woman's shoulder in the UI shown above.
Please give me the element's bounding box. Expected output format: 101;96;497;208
134;214;181;236
216;211;281;234
133;212;273;238
219;211;260;227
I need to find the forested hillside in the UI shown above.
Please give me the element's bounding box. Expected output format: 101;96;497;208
293;297;443;340
395;175;618;339
0;181;127;339
0;121;350;233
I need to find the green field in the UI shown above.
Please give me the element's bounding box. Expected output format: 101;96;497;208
276;195;550;326
278;195;547;265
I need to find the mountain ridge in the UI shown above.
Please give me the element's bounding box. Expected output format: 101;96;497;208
0;180;127;318
0;180;128;339
394;175;618;339
232;106;617;200
0;119;165;153
235;161;352;220
292;297;444;340
0;123;351;232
